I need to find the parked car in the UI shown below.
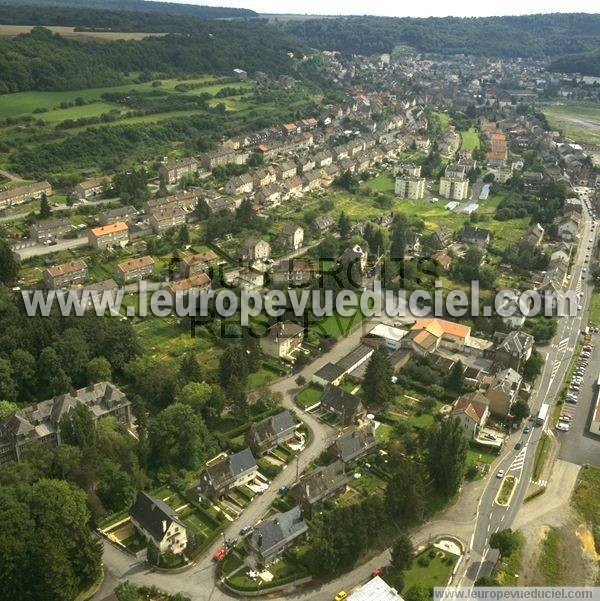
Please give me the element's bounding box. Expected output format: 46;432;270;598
213;546;227;561
556;422;570;432
240;525;252;536
278;485;289;495
335;591;348;601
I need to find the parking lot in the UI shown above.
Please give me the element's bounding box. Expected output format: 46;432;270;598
558;332;600;467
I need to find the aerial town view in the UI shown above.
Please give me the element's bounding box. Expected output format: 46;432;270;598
0;1;599;600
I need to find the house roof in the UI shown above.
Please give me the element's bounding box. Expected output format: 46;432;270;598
451;392;490;423
202;448;257;490
130;491;185;542
291;460;347;504
167;273;211;293
248;410;296;447
347;576;403;600
411;318;470;340
314;362;346;383
321;384;364;417
90;221;128;237
329;425;378;463
116;255;155;273
250;506;307;555
45;259;87;278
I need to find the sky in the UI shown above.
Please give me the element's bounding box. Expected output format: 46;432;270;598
172;0;599;17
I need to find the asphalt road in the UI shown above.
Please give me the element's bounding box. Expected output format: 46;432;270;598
461;202;598;585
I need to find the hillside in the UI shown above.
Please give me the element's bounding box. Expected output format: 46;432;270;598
0;25;305;93
549;50;600;77
279;13;600;58
0;0;258;20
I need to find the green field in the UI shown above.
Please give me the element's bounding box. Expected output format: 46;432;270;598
589;291;600;326
0;77;254;120
543;102;600;144
295;383;323;409
460;128;480;151
401;547;458;592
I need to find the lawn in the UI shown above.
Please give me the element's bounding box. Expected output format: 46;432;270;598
538;527;568;585
247;362;286;389
497;475;517;505
375;423;394;443
309;307;364;339
401;547;458;593
532;433;551;481
178;506;219;541
295;383;323;409
460;128;480;151
543;101;600;144
589;292;600;327
571;465;600;530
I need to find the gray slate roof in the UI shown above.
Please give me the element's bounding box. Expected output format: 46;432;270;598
250;506;307;556
130;491;185;542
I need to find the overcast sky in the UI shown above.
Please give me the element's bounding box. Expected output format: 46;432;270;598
174;0;599;17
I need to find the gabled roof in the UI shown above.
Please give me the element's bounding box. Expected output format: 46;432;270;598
291;460;347;504
130;491;185;542
329;425;378;462
250;506;307;555
451;392;490;423
321;384;364;417
248;410;296;446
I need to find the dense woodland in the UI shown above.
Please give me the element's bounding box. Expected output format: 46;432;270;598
0;0;257;21
280;13;600;58
550;49;600;77
0;25;305;94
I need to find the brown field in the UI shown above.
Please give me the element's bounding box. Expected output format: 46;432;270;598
0;24;166;41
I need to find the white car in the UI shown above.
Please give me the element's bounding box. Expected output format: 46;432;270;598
556;422;570;432
496;469;505;479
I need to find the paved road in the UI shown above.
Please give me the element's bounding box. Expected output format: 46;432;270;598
15;237;89;260
461;202;598;585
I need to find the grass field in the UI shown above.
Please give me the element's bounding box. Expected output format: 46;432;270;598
0;24;166;41
295;384;322;409
460;128;480;151
401;547;458;593
589;291;600;326
0;77;254;120
543;102;600;144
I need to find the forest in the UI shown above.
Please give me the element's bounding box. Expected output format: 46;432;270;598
0;24;305;94
549;49;600;77
279;13;600;58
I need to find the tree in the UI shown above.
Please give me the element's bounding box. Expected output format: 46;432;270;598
475;576;500;586
446;360;465;393
38;347;71;397
427;417;468;498
316;234;338;260
0;400;18;421
218;345;249;389
55;327;90;386
363;347;394;406
489;529;520;557
10;349;37;400
60;404;96;450
97;464;135;512
390;216;408;260
391;533;414;572
86;356;112;383
39;193;51;218
146;539;161;567
511;399;530;421
386;460;426;524
0;239;20;285
115;581;140;601
523;349;543;381
338;210;351;238
148;403;212;471
404;583;430;601
0;358;17;402
179;352;205;383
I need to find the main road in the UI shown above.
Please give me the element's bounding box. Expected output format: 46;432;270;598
461;201;598;584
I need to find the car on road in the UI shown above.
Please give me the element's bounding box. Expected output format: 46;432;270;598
278;485;289;495
240;525;252;536
213;546;227;561
335;591;348;601
524;426;531;434
515;442;523;450
496;469;505;478
560;414;572;422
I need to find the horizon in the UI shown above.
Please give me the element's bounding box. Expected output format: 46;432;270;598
157;0;600;18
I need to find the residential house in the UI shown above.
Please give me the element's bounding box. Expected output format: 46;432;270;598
314;215;334;234
346;576;403;600
166;273;211;298
395;176;425;199
88;222;129;249
256;183;282;206
461;225;491;247
246;410;297;455
178;250;220;278
236;267;265;291
98;206;138;226
450;392;490;440
0;181;52;210
314;151;333;168
130;491;187;555
249;506;308;563
493;331;534;372
445;163;468;179
30;218;71;243
43;259;88;288
312;363;346;387
340;244;369;273
320;384;366;426
253;167;277;188
285;176;303;197
261;321;304;360
271;258;315;288
73;176;112;200
439;176;469;201
523;171;544;190
225;173;254;196
279;224;304;251
486;368;523;417
394;163;421;177
114;256;155;283
303;171;322;192
148;205;187;234
432;250;453;270
558;213;580;241
158;157;198;185
0;382;131;464
520;223;545;248
433;227;452;249
239;236;271;263
277;162;297;181
327;424;378;464
407;318;472;356
197;448;258;499
291;461;348;513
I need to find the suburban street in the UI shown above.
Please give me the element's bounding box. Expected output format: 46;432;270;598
461;200;599;584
